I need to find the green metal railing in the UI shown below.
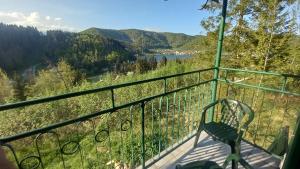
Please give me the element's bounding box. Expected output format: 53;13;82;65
0;68;215;169
0;67;299;169
0;68;300;169
217;68;300;154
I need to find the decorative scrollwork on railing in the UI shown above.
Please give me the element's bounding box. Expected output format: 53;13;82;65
60;141;80;155
34;131;66;168
95;129;109;143
19;155;41;169
121;119;132;132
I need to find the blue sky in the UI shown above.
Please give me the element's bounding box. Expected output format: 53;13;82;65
0;0;211;35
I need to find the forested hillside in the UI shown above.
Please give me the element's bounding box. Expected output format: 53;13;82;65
0;23;135;75
0;24;44;73
81;28;194;49
179;35;207;51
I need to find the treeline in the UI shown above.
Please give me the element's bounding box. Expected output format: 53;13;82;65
81;28;195;49
0;23;136;76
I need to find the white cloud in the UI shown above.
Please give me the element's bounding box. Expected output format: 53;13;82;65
0;11;77;32
54;17;62;21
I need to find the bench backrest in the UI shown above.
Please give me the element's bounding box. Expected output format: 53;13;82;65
219;99;254;131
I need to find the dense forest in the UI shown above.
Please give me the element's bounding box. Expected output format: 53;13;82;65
0;23;136;76
81;28;194;49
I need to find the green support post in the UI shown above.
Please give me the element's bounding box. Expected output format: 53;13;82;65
282;116;300;169
209;0;228;121
141;102;146;169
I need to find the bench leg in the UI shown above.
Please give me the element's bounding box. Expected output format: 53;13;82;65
230;143;239;169
194;127;203;148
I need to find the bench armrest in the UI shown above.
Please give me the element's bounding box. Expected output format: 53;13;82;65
200;100;220;124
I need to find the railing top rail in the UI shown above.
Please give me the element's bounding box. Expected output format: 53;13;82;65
0;67;216;111
220;67;300;78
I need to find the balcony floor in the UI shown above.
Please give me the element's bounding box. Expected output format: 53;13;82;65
142;132;282;169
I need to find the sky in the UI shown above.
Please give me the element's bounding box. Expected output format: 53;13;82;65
0;0;211;35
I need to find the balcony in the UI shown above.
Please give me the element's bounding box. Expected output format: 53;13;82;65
0;67;299;169
140;132;281;169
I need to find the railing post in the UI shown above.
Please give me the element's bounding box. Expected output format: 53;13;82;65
281;76;287;97
164;78;167;94
282;116;300;169
111;89;115;108
140;102;146;169
209;0;228;122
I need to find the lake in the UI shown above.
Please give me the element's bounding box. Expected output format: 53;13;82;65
152;54;192;61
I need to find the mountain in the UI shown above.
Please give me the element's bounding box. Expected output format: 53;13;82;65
179;35;208;51
0;23;135;75
81;28;195;49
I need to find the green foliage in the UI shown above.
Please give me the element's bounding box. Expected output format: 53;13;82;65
0;68;14;103
189;0;299;73
179;35;208;51
26;60;78;97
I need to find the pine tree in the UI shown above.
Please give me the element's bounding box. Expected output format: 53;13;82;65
251;0;297;71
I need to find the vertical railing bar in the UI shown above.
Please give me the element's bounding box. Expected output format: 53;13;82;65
164;78;167;94
281;76;288;97
253;91;265;144
197;90;201;130
34;136;46;169
120;113;124;165
241;87;246;103
177;94;181;142
172;92;176;146
90;119;101;168
249;88;256;109
241;71;247;102
188;89;192;135
224;70;228;82
216;82;222;121
165;96;169;147
262;94;277;147
75;125;85;169
191;87;197;131
151;102;155;159
279;96;289;131
107;114;113;169
129;106;134;168
158;97;163;157
56;132;67;169
182;90;187;138
140;102;146;169
111;89;115;108
244;88;256;139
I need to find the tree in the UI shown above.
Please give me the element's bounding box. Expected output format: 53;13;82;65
135;58;149;74
0;68;14;103
148;56;158;70
251;0;297;71
159;56;167;67
26;60;78;97
200;0;298;72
